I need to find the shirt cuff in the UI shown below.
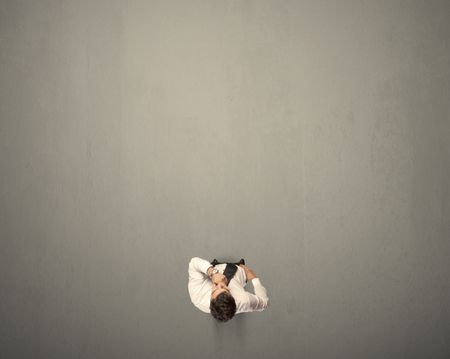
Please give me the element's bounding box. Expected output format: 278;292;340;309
251;278;262;286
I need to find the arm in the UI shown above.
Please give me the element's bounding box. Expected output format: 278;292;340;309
240;264;269;311
188;257;213;308
188;257;213;280
247;278;269;311
188;257;225;285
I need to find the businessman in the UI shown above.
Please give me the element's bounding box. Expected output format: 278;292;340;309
188;257;269;322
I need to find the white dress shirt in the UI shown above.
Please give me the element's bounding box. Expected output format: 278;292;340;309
188;257;269;314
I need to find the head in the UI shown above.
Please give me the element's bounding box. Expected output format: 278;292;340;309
210;280;236;322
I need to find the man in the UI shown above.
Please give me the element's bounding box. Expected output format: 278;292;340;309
188;257;269;322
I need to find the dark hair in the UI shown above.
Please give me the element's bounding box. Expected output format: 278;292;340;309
210;292;236;322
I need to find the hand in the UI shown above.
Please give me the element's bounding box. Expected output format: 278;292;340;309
207;267;227;284
211;273;227;285
239;264;256;281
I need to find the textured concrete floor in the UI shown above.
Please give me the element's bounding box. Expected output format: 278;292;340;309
1;1;449;358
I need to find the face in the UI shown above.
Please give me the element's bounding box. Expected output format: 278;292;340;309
211;277;230;300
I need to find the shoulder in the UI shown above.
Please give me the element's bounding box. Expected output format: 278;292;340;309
191;295;211;313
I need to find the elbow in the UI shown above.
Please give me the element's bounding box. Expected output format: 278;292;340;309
188;257;196;270
189;257;203;270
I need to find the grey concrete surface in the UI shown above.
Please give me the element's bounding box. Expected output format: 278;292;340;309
1;1;449;358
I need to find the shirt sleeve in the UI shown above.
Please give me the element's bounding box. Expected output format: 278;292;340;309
188;257;212;280
245;278;269;311
188;257;213;308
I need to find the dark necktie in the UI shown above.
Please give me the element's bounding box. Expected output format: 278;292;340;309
223;263;238;285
